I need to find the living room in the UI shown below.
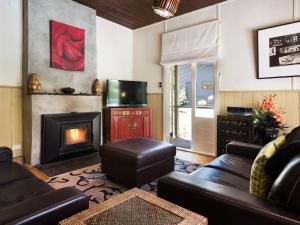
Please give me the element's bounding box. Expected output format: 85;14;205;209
0;0;300;224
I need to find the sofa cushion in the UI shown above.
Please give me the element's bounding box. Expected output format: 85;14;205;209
268;154;300;214
190;167;250;192
0;177;53;208
0;162;34;185
205;154;253;180
250;136;285;198
265;126;300;180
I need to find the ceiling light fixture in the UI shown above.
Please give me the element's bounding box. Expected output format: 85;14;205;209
152;0;180;18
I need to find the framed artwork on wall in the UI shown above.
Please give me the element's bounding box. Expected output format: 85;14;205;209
257;21;300;79
50;20;85;71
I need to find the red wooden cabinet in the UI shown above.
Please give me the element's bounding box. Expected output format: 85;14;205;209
103;108;152;143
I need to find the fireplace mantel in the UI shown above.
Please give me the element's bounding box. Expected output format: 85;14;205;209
29;92;101;96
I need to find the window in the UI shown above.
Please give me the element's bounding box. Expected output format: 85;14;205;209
195;62;215;118
177;64;192;107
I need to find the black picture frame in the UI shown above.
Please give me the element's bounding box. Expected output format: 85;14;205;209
257;21;300;79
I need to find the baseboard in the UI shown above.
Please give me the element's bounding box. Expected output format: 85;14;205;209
13;148;23;158
177;147;216;157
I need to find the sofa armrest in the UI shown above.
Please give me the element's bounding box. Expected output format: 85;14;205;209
0;187;89;225
0;146;12;164
158;172;300;225
226;141;263;160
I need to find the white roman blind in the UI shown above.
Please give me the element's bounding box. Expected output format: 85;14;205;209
161;20;219;65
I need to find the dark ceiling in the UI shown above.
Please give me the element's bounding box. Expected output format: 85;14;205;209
74;0;226;29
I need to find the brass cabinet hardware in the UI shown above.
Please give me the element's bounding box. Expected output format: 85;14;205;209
128;122;138;130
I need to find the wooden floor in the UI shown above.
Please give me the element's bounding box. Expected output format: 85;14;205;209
25;164;49;180
13;156;49;180
14;150;214;180
176;150;215;165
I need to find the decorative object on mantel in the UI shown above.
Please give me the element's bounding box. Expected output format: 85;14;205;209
28;73;41;93
257;21;300;79
61;87;75;94
92;79;102;95
50;20;85;71
152;0;180;18
253;94;286;145
29;92;99;96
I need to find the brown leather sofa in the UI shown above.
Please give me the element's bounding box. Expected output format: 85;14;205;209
157;141;300;225
0;147;89;225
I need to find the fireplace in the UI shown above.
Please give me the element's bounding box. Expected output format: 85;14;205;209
64;126;89;146
41;112;101;164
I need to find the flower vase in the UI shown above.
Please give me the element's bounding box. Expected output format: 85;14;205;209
259;127;279;145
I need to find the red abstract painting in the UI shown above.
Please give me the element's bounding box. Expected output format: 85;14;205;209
50;20;85;71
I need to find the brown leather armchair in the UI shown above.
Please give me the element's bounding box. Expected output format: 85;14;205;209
0;147;89;225
157;142;300;225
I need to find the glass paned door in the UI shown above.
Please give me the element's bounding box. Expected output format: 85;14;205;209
195;62;215;118
192;62;216;155
170;61;216;154
171;64;192;149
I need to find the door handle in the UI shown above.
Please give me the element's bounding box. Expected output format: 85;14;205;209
128;123;134;130
132;122;137;130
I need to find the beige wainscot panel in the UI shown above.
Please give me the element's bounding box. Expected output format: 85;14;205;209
0;87;12;148
219;90;300;133
147;93;163;140
0;87;23;157
11;87;22;157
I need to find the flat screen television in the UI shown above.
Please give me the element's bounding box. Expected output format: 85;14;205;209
106;80;147;107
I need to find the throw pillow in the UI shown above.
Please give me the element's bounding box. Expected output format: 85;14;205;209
249;136;285;198
265;126;300;180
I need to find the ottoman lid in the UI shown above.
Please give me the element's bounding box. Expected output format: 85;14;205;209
100;137;176;168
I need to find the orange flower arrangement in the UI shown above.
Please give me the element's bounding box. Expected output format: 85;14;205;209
254;95;285;144
259;94;284;126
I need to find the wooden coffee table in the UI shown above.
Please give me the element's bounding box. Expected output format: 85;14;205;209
60;188;208;225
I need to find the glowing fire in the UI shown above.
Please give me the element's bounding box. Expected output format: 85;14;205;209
64;127;88;145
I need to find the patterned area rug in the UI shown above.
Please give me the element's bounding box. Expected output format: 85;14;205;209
47;158;201;206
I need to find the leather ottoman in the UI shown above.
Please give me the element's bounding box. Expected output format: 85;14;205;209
100;137;176;187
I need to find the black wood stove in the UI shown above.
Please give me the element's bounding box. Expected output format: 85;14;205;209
41;112;101;164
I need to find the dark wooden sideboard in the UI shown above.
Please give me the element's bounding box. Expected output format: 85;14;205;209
103;108;152;143
217;115;254;156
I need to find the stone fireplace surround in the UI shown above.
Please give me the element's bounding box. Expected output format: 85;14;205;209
23;95;102;165
22;0;101;165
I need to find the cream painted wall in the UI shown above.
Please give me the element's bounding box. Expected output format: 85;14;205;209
219;0;297;91
133;23;165;93
0;3;133;88
97;17;133;81
291;0;300;88
296;0;300;20
0;0;22;86
165;5;218;32
133;0;300;92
